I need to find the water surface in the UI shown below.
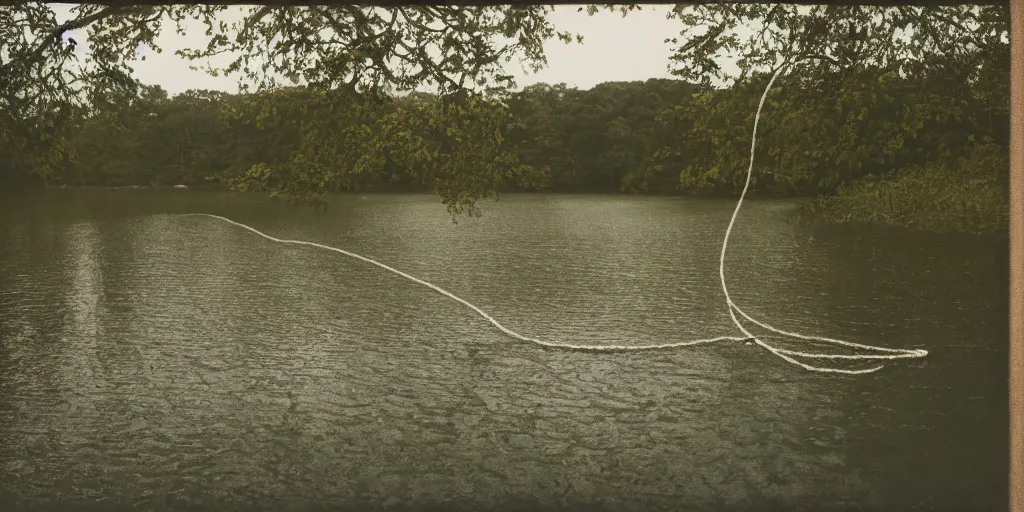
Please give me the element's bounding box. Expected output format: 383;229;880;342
0;189;1009;511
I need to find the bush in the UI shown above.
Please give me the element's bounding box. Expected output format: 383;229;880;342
799;144;1008;236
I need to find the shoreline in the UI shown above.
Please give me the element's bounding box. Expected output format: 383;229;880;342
45;184;233;191
21;185;1010;237
40;184;801;200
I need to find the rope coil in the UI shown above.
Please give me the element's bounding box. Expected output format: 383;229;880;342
176;61;928;374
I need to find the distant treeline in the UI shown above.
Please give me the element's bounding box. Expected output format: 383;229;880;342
6;64;1010;234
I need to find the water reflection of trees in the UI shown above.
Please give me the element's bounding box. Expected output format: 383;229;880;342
0;208;77;496
1;192;1005;509
705;203;1004;509
807;223;1008;510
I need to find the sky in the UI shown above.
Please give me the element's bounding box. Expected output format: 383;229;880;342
52;5;693;98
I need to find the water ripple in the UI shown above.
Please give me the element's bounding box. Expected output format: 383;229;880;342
0;192;1008;511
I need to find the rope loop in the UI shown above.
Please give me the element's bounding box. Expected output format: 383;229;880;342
173;62;928;374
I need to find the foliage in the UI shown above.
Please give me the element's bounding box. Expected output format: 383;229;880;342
0;4;1011;234
1;2;578;213
800;144;1009;235
665;3;1009;87
652;3;1010;233
369;93;545;217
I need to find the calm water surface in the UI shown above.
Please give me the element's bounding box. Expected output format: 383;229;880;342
0;189;1008;511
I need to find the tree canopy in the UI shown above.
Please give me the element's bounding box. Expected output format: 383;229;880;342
1;4;581;203
0;3;1011;232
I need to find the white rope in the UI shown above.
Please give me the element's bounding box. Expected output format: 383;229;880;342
174;61;928;374
714;61;927;374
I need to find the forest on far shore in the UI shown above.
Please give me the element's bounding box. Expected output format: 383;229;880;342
16;67;1009;235
1;5;1010;236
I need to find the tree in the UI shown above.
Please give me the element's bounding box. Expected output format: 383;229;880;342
0;3;578;212
658;4;1009;197
665;4;1009;87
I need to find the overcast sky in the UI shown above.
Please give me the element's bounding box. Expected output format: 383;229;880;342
52;5;692;97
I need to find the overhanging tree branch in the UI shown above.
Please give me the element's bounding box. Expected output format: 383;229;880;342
42;0;1012;6
0;5;130;77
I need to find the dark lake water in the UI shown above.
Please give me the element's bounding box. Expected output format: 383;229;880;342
0;189;1009;511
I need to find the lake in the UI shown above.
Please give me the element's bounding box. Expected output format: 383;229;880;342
0;189;1009;511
